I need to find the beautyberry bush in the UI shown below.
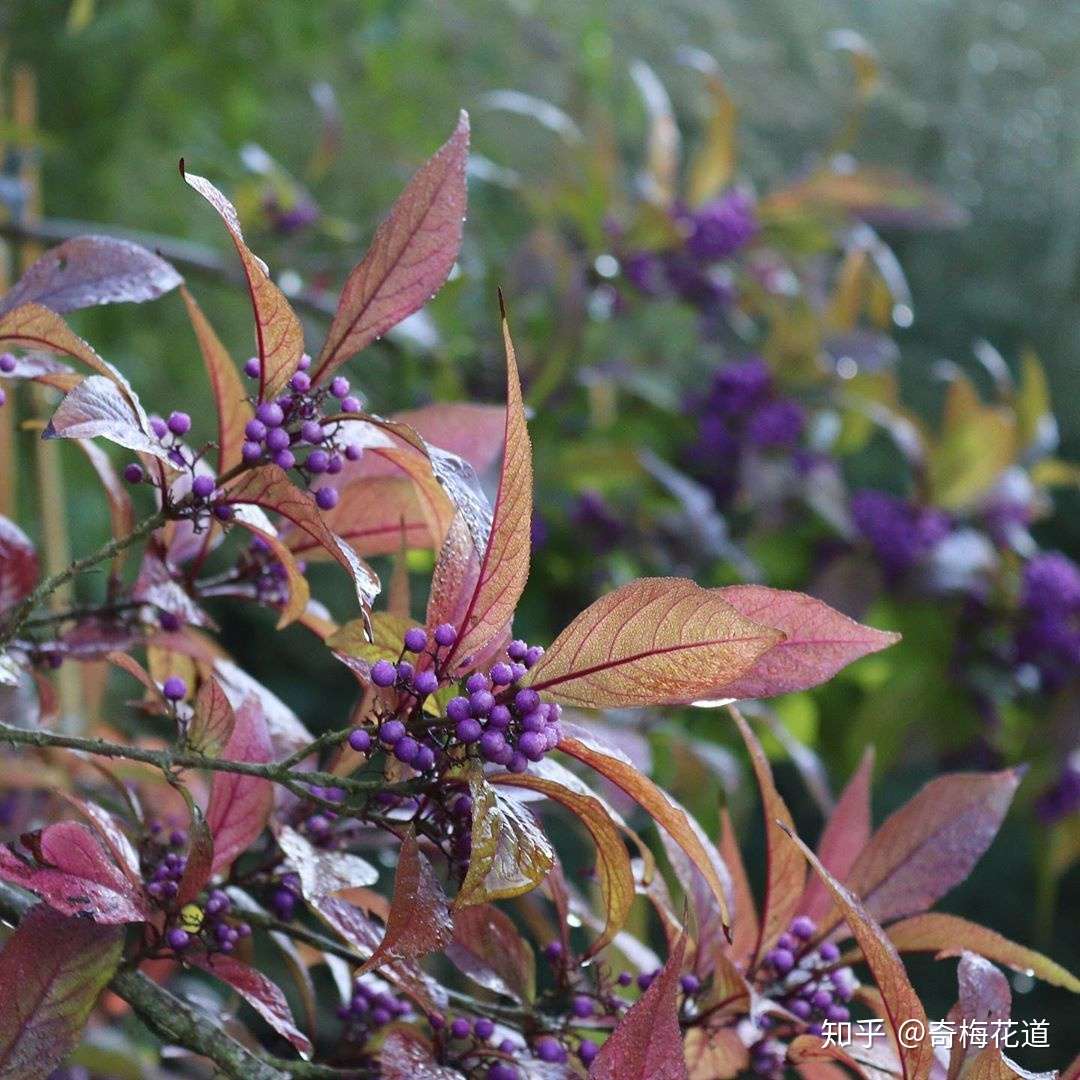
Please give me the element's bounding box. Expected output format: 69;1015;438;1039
0;111;1076;1080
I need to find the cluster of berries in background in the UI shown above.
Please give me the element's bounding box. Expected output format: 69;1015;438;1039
164;887;252;957
346;624;561;778
337;975;411;1048
142;819;191;907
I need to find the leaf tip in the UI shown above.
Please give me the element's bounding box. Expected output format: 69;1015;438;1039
178;157;186;178
497;286;507;321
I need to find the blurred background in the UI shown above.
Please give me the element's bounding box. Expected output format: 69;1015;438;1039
2;0;1078;1064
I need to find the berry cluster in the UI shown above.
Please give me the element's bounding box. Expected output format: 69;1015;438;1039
165;888;252;956
269;872;302;921
850;489;951;581
336;975;410;1045
1014;551;1080;691
143;821;190;906
346;625;560;777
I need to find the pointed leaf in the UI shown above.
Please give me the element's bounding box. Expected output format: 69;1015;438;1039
558;730;732;932
277;824;379;900
709;586;899;699
392;402;507;475
493;764;635;958
589;935;688;1080
718;807;758;967
778;824;933;1080
0;905;123;1080
188;952;312;1058
799;748;874;923
56;793;140;885
446;902;536;1002
0;517;38;617
181;286;251;473
526;578;783;708
176;791;214;907
0;235;182;317
182;164;303;401
964;1046;1057;1080
729;708;804;963
74;439;135;576
313;112;469;381
0;821;150;923
205;697;273;875
456;770;554;907
844;769;1022;925
223;464;379;607
357;831;452;975
189;675;237;757
883;913;1080;993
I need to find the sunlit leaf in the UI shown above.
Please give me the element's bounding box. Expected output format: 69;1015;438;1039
0;904;123;1080
313;111;469;381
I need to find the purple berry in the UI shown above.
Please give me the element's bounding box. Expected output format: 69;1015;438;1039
272;448;296;470
167;411;191;436
680;974;701;995
256;402;284;428
488;1066;517;1080
348;729;371;753
465;673;489;693
456;718;483;743
166;928;190;951
474;1017;495;1040
514;688;540;714
790;999;812;1019
518;730;546;762
265;427;290;452
818;941;840;962
433;624;457;648
213;503;234;521
616;971;633;987
542;941;563;963
487;704;511;729
810;989;833;1010
414;745;436;772
507;640;528;661
330;376;350;398
300;420;324;444
396;660;414;681
520;710;546;732
159;610;181;632
469;689;495;717
637;971;655;991
394;737;420;765
479;730;507;762
315;487;338;510
340;395;361;414
790;915;816;940
297;353;311;370
370;659;397;687
767;948;795;975
825;1004;850;1023
0;353;15;373
507;752;528;773
404;627;428;652
344;443;361;461
413;670;439;696
306;449;329;473
162;676;187;701
244;418;267;441
489;662;514;686
446;696;471;723
192;474;215;499
524;646;544;668
150;416;169;439
777;933;797;952
535;1036;564;1063
326;453;343;474
123;462;144;484
379;719;406;745
242;440;262;462
244;357;261;378
290;371;311;393
571;995;594;1018
450;1018;471;1040
579;1040;599;1066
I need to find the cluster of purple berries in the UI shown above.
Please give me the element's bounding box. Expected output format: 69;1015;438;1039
336;975;410;1044
165;888;252;956
262;192;320;236
1014;551;1080;692
239;353;362;510
850;489;951;581
143;821;190;906
242;534;308;608
297;784;347;849
269;872;302;921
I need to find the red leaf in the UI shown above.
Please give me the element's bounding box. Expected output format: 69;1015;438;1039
379;1028;467;1080
176;792;214;907
303;475;434;557
313;112;469;382
223;464;379;608
718;808;758;968
526;578;782;708
441;310;532;670
558;731;732;932
798;747;874;924
843;768;1022;925
181;164;303;401
0;516;38;617
0;234;182;316
357;830;453;975
189;675;237;757
708;586;900;699
883;913;1080;993
188;952;312;1058
778;824;933;1080
392;402;507;474
181;285;251;474
729;707;805;964
0;821;151;923
589;935;688;1080
205;697;274;875
0;905;123;1080
445;902;536;1003
57;793;141;887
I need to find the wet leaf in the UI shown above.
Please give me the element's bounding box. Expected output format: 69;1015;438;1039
188;675;237;757
526;578;782;708
709;587;899;700
278;824;379;900
588;935;688;1080
182;164;303;401
446;902;536;1002
0;904;123;1080
379;1028;466;1080
357;831;452;975
176;791;214;907
844;768;1022;925
0;516;38;616
313;111;469;381
56;793;140;885
684;1027;747;1080
0;235;181;317
778;825;932;1080
188;952;312;1058
205;697;273;875
392;402;507;475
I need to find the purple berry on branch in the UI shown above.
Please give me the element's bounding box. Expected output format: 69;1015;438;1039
396;660;414;681
272;449;296;469
301;420;324;444
123;462;144;484
244;357;261;378
379;719;406;745
404;627;428;652
344;443;362;461
446;696;471;723
162;676;187;702
434;623;457;647
348;729;371;753
167;411;192;436
256;402;284;428
306;449;329;473
473;1017;495;1040
469;689;495;717
680;973;701;994
242;440;262;462
265;427;290;452
535;1036;566;1063
330;376;350;398
489;662;514;686
340;395;361;414
192;474;215;499
290;371;311;393
542;941;563;963
326;453;343;474
413;670;439;696
488;1065;518;1080
487;704;511;729
370;659;397;687
159;611;181;632
514;688;540;714
150;416;169;439
166;928;190;951
571;995;594;1018
507;640;528;661
315;487;338;510
790;915;816;940
578;1040;599;1066
449;1018;472;1040
213;503;234;521
244;418;267;441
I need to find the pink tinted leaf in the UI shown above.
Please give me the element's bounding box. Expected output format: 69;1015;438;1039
844;769;1022;925
778;824;933;1080
56;793;140;885
0;821;150;923
188;952;312;1058
211;657;315;760
964;1046;1057;1080
307;475;434;558
446;902;536;1003
0;516;38;617
0;235;182;316
0;904;124;1080
685;1027;749;1080
729;707;805;964
313;112;469;381
181;285;251;473
708;586;900;699
589;935;688;1080
441;310;532;670
379;1028;467;1080
883;913;1080;993
957;952;1012;1029
718;808;759;967
205;697;274;875
182;164;304;401
558;730;731;932
357;831;453;975
277;824;378;900
188;675;237;757
223;464;379;608
526;578;782;708
798;748;874;924
392;402;506;474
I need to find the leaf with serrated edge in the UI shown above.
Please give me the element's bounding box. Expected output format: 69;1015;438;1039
313;112;468;382
189;675;237;757
445;902;536;1003
843;768;1022;926
707;586;899;700
589;935;688;1080
0;905;123;1080
778;823;933;1080
526;578;782;708
182;165;303;401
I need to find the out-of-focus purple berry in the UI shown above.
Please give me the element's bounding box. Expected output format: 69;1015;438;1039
0;353;15;373
535;1036;564;1063
265;427;289;452
616;971;633;986
330;376;350;398
851;490;951;579
680;973;701;995
811;988;833;1010
123;462;144;484
571;995;594;1018
479;730;506;762
542;941;563;963
341;395;361;414
474;1017;495;1040
393;737;420;765
685;190;758;261
825;1004;850;1023
488;1065;518;1080
305;449;329;474
790;998;812;1019
818;941;840;962
414;745;436;772
746;399;806;450
150;416;169;439
344;443;361;461
326;453;343;474
579;1039;599;1066
1022;552;1080;613
166;928;190;951
450;1017;472;1039
315;486;338;510
244;418;267;441
213;503;234;521
167;411;191;436
162;676;187;701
